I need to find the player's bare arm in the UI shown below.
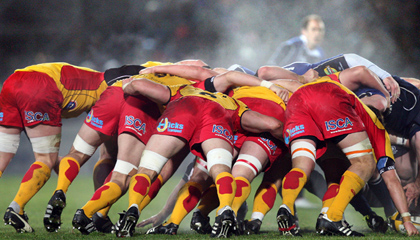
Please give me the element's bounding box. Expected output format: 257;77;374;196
139;64;218;80
340;66;391;107
382;169;419;236
240;110;284;140
122;77;171;105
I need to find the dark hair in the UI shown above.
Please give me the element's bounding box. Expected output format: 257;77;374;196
301;14;324;30
367;105;385;126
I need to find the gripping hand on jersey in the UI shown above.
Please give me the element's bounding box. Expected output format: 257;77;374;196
383;76;400;103
270;85;290;104
403;182;420;207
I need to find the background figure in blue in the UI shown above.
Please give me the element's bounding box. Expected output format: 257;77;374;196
267;14;325;66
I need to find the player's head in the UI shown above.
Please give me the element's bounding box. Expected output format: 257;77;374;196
301;14;325;49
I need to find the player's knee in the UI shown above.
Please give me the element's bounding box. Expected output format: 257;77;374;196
206;148;233;173
343;138;375;171
233;154;263;177
139;150;168;173
30;134;61;153
290;141;316;162
72;134;97;156
194;157;209;175
0;132;20;154
342;138;373;160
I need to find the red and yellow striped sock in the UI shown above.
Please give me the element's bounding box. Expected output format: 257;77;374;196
139;174;163;211
128;174;151;209
14;161;51;214
232;177;251;214
166;181;202;225
197;184;219;216
56;156;80;193
281;168;307;215
327;171;365;221
252;181;278;217
321;183;339;214
215;172;236;215
82;182;122;218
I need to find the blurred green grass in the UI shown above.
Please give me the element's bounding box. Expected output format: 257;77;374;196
0;174;409;239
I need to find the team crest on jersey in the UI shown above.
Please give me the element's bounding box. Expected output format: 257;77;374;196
283;124;305;145
212;125;233;141
323;66;338;75
157;118;183;133
86;110;103;128
0;112;3;121
25;111;50;123
125;115;146;135
64;100;77;110
324;117;353;133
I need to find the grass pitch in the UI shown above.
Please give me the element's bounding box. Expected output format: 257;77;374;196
0;174;410;239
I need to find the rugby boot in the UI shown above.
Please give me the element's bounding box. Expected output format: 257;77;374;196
210;206;237;238
317;213;364;236
3;207;34;233
92;213;115;234
244;219;262;234
72;209;96;235
365;211;387;233
190;210;212;234
276;204;301;236
146;222;179;235
44;190;66;232
115;206;139;237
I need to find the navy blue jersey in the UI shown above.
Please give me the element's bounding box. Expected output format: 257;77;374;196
283;54;349;76
384;76;420;138
268;36;325;66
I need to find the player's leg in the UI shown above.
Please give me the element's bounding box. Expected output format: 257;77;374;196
93;135;118;189
73;132;142;235
44;123;108;232
201;138;236;238
246;153;291;234
5;124;61;233
146;163;212;235
116;134;186;237
231;141;268;215
138;145;190;212
318;132;375;236
0;126;22;177
277;138;316;236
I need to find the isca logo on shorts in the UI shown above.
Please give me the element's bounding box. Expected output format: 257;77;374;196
259;137;278;153
125;115;146;134
324;117;353;131
157;118;183;133
86;110;103;129
25;111;50;123
0;112;3;121
212;124;233;141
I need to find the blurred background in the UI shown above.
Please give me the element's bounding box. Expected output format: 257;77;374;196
1;0;420;174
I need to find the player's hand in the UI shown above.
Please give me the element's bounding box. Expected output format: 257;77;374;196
136;213;166;228
139;67;155;75
302;69;319;83
270;85;289;104
403;182;420;206
403;221;419;236
121;77;134;91
383;76;400;103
